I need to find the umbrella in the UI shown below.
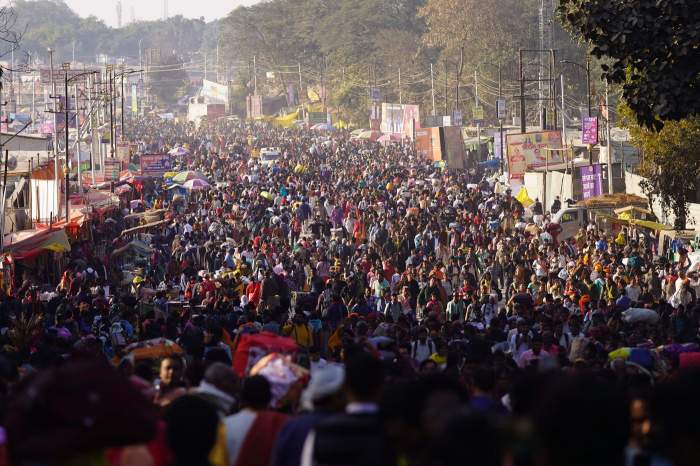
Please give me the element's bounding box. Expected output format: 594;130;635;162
311;123;334;131
168;146;190;156
172;170;207;184
182;178;211;191
377;133;401;144
124;338;184;360
356;130;381;141
260;191;274;201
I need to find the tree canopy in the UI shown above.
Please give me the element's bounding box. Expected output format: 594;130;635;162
559;0;700;130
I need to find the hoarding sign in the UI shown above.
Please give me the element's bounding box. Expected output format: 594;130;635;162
582;117;598;145
506;130;563;180
472;105;484;122
496;99;507;119
201;79;229;104
140;154;172;177
103;159;121;181
580;164;603;199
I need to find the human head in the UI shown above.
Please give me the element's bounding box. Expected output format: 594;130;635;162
160;357;184;387
240;375;272;410
164;395;219;465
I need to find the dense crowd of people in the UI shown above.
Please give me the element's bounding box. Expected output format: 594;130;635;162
0;116;699;466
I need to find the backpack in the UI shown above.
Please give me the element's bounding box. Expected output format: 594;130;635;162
110;321;127;348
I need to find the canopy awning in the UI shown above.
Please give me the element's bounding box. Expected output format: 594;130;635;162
120;219;170;237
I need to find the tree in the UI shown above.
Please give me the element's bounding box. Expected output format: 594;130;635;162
559;0;700;130
620;105;700;230
148;54;188;107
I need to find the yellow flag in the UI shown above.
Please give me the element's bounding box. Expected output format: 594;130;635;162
515;187;534;208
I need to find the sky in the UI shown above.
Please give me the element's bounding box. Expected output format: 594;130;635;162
62;0;259;27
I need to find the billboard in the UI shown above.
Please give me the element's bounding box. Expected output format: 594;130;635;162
443;126;465;170
416;127;442;162
381;103;420;140
131;84;138;114
308;112;328;125
140;154;172;177
580;164;603;199
202;79;229;104
506;130;563;180
246;95;263;119
103;159;121;181
582;117;598;145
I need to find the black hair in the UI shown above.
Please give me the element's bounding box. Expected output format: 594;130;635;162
164;395;219;465
240;375;272;409
345;351;384;402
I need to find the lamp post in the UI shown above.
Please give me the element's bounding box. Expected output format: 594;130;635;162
114;68;143;144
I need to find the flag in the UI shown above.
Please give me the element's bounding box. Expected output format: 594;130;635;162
515;187;534;208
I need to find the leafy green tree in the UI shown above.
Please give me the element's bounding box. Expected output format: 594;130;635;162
148;54;188;106
559;0;700;130
620;105;700;229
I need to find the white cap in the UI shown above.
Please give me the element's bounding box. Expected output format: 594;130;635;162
301;364;345;411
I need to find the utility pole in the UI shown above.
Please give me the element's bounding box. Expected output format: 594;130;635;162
204;53;207;81
120;68;125;142
74;82;82;195
253;55;257;95
108;65;114;157
430;63;435;116
298;62;303;119
519;49;526;133
444;61;448;117
216;40;220;83
498;63;505;174
475;69;481;158
560;74;566;147
48;48;59;220
605;80;613;195
63;63;70;222
398;67;402;106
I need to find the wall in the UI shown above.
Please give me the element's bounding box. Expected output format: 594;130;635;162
625;170;700;229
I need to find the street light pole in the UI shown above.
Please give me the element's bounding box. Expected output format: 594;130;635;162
121;68;125;142
63;63;70;222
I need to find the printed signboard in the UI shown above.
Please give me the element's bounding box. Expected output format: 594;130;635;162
139;154;172;177
506;130;563;180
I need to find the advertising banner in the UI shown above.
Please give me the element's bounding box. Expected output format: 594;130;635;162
415;127;442;161
131;84;138;114
381;103;404;134
116;143;130;165
103;159;121;181
582;117;598;145
493;131;504;159
246;95;263;119
443;126;465;169
202;79;229;104
580;164;603;199
308;112;328;125
402;104;421;140
506;130;563;179
140;154;172;177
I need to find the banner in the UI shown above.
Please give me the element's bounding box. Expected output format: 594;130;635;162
116;143;130;165
140;154;172;177
103;159;121;181
493;131;504;159
443;126;465;169
582;117;598;145
580;164;603;199
416;127;442;161
131;84;138;114
381;103;421;139
202;79;229;104
381;103;404;134
506;130;563;179
246;95;263;119
402;105;421;140
308;112;328;125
